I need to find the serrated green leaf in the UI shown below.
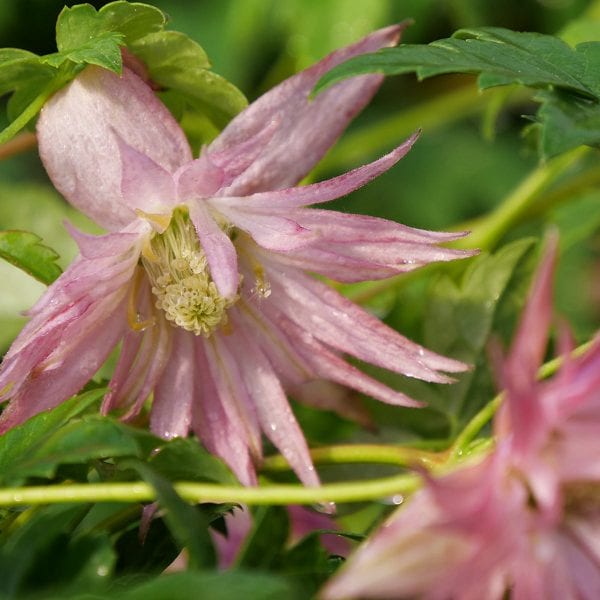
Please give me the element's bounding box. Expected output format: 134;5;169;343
0;230;62;285
98;1;166;44
44;32;124;73
0;50;54;97
315;27;600;157
0;388;106;485
316;27;599;98
130;31;247;129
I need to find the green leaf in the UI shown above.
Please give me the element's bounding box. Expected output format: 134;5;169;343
0;417;144;485
98;1;166;44
0;388;106;485
235;506;289;570
0;49;54;97
0;504;92;598
117;571;294;600
149;437;238;485
120;459;216;570
315;27;600;157
424;238;538;428
130;31;247;129
0;230;62;285
316;27;599;98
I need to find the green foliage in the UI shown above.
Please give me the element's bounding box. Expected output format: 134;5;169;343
315;26;600;158
0;230;61;285
0;1;245;144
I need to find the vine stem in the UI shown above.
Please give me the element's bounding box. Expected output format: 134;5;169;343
0;474;420;508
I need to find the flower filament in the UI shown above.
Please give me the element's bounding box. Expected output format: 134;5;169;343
142;209;237;337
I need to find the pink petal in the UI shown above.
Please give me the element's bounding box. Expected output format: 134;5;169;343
214;136;418;209
191;342;257;486
175;155;225;200
225;326;321;488
188;202;239;299
116;136;177;214
204;336;262;462
208;25;406;195
0;296;127;433
64;221;143;260
150;328;194;439
216;205;315;251
37;66;191;230
267;266;467;383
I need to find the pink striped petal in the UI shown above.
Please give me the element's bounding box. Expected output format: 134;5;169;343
117;136;177;214
216;205;315;251
191;342;257;486
0;296;127;433
189;202;239;299
226;327;321;488
214;136;418;209
37;66;191;230
175;155;224;200
267;267;466;383
208;25;405;195
150;328;195;439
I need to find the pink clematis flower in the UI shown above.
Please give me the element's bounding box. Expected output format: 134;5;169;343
323;237;600;599
0;26;472;486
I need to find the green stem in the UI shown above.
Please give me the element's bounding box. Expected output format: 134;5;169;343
263;444;444;471
449;338;594;459
0;474;420;508
0;73;71;146
454;146;590;251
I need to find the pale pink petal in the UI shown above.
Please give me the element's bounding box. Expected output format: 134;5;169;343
225;326;320;488
64;221;143;260
0;296;127;433
150;328;194;439
216;205;315;251
37;66;191;230
276;316;423;408
214;136;418;209
208;25;405;195
175;154;224;200
267;266;466;383
191;342;256;486
188;202;239;299
204;336;262;462
116;136;177;214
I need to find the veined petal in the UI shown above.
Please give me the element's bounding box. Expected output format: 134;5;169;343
216;205;315;251
191;342;257;486
64;221;144;260
0;295;127;433
225;326;321;488
208;25;406;194
116;135;177;214
175;154;224;200
267;266;467;383
37;66;191;230
150;328;195;440
188;202;239;299
214;136;418;209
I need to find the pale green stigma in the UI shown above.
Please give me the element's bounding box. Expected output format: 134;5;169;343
142;210;238;337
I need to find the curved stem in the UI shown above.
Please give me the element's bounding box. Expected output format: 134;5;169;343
454;146;590;251
263;444;445;471
0;473;420;508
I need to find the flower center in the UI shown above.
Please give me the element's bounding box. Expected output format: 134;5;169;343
141;210;238;337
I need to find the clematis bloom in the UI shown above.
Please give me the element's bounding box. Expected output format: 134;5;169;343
0;26;472;486
323;238;600;599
